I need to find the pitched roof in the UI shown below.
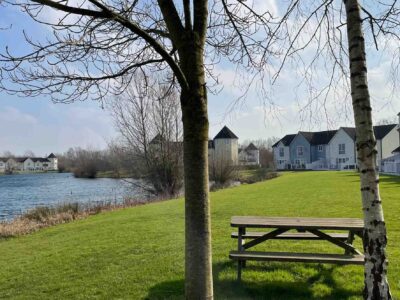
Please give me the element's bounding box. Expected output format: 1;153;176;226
214;126;238;139
31;157;50;162
149;134;166;144
392;146;400;153
310;130;337;145
272;134;296;147
15;157;29;163
48;153;57;158
373;124;397;140
341;127;356;140
299;132;314;143
245;143;258;151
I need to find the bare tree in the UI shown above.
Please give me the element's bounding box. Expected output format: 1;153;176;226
110;75;183;196
0;0;275;297
2;151;14;158
23;150;35;157
263;1;400;298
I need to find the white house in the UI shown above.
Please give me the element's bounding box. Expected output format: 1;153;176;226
272;134;296;169
327;127;357;170
0;153;58;173
273;113;400;171
374;124;399;169
239;143;260;166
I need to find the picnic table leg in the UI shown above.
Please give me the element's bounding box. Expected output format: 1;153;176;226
237;227;245;281
345;231;355;255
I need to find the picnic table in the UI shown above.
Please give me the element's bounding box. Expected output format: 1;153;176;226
229;216;365;281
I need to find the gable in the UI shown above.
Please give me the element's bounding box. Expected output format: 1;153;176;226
374;124;397;140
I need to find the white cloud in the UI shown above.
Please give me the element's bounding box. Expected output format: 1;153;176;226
0;104;116;156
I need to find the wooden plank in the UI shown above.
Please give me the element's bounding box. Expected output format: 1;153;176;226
242;228;288;250
229;251;365;265
308;229;363;255
231;216;364;230
231;231;349;240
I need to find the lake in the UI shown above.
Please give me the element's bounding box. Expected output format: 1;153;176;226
0;172;145;221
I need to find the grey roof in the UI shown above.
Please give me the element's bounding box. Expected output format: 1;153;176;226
310;130;337;145
245;143;258;151
392;146;400;153
341;127;356;140
297;130;337;145
299;132;314;143
31;158;50;162
48;153;57;158
272;134;296;147
214;126;238;139
374;124;397;140
149;134;166;144
15;157;29;163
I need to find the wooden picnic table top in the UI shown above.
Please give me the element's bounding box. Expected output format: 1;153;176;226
231;216;364;231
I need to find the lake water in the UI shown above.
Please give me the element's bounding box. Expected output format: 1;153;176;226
0;172;145;221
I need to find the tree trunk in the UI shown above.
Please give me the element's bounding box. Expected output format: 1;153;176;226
344;0;391;299
180;35;213;299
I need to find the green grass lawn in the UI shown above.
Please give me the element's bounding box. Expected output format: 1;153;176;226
0;171;399;299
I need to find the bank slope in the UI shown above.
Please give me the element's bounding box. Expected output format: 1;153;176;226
0;171;399;299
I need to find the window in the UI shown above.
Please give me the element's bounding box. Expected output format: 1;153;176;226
318;145;323;152
279;148;284;157
297;146;304;156
339;143;345;154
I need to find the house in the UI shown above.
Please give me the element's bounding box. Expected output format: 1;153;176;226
285;130;337;169
289;132;313;169
272;134;296;169
239;143;260;166
0;153;58;173
374;124;399;169
208;126;239;166
327;127;357;169
272;113;400;171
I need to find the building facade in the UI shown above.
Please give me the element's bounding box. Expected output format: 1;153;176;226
0;153;58;173
239;143;260;166
273;115;400;171
208;126;239;166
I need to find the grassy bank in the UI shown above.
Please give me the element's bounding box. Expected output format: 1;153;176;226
0;172;399;299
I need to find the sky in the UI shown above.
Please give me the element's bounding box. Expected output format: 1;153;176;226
0;1;399;156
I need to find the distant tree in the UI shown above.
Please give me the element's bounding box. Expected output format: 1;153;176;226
2;151;14;158
376;118;397;126
110;75;183;196
23;150;35;157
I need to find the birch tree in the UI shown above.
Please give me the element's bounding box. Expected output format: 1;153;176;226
265;1;399;298
0;0;275;298
344;1;391;298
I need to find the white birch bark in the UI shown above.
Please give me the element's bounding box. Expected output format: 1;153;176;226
344;0;391;299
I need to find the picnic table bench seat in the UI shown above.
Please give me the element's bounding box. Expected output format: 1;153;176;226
229;251;364;265
231;231;349;240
